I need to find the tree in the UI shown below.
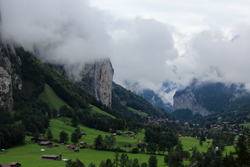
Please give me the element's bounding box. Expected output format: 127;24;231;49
47;128;53;141
199;139;203;146
120;153;129;167
141;163;148;167
234;131;250;166
66;158;85;167
72;114;79;127
132;158;140;167
94;135;104;150
167;152;183;167
59;131;69;143
113;152;120;167
166;142;173;152
158;140;168;154
88;163;96;167
148;155;158;167
71;132;79;144
147;142;157;154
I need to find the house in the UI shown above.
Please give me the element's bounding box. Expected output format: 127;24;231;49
124;131;133;136
177;133;182;137
1;164;11;167
81;133;86;136
68;145;75;150
79;142;87;148
74;149;79;152
39;141;52;147
207;141;211;143
189;148;193;151
135;143;147;148
10;162;21;167
42;155;58;160
31;136;48;143
112;133;117;136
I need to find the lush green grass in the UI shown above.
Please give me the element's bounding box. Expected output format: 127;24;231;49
240;122;250;128
179;136;234;155
90;105;116;119
50;118;143;147
127;107;148;117
180;137;213;153
39;83;71;111
0;145;166;167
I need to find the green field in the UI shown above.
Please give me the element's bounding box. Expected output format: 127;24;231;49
39;83;71;111
0;117;236;167
90;105;116;119
50;118;143;147
127;107;148;117
0;145;166;167
240;122;250;128
179;137;235;155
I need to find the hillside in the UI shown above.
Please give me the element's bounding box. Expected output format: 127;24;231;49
173;81;250;122
112;82;171;119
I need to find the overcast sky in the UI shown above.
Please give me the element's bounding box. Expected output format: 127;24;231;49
2;0;250;103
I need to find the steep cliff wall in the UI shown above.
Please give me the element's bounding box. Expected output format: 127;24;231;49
0;45;22;111
79;59;114;107
173;89;210;116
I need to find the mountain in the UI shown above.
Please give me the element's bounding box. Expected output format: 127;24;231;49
137;89;173;113
33;46;114;107
173;81;250;122
123;81;173;113
112;82;172;118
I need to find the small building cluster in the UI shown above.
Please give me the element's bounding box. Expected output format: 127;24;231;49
1;162;21;167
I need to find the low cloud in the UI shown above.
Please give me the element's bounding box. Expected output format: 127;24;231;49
2;0;250;104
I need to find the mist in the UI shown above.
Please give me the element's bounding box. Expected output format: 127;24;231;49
2;0;250;104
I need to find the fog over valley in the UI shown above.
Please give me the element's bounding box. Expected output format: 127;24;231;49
2;0;250;104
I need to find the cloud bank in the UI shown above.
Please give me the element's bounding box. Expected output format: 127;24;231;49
2;0;250;103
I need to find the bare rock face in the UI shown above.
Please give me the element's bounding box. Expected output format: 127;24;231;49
173;89;210;116
79;59;114;107
0;46;14;111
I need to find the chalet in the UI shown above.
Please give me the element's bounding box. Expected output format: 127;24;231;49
79;142;87;148
177;133;182;137
42;155;58;160
9;162;21;167
68;145;75;150
74;149;79;152
124;131;133;136
39;141;52;147
31;137;48;143
112;133;117;136
135;143;146;148
207;141;211;143
1;164;11;167
189;148;193;151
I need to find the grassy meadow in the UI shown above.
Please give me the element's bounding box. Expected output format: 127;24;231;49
39;83;71;111
127;107;148;117
2;83;234;166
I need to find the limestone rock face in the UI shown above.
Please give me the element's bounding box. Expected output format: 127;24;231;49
173;89;210;116
79;59;114;107
0;46;13;111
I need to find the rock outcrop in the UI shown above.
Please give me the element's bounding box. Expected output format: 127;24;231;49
173;89;210;116
79;59;114;107
0;46;13;111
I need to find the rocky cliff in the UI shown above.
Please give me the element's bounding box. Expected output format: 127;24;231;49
0;45;22;112
173;89;210;116
79;59;114;107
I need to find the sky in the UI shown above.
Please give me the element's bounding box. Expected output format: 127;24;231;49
2;0;250;103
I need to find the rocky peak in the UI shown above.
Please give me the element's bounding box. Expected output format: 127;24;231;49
79;59;114;107
173;89;210;116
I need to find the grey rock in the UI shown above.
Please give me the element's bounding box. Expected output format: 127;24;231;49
173;89;210;116
79;59;114;107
